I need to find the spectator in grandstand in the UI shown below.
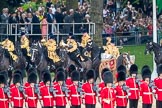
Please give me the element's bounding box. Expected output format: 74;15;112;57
0;8;10;37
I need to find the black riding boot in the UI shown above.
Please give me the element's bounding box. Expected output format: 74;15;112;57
75;59;83;69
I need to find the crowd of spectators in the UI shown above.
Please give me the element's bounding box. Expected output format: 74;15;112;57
102;0;162;45
0;0;162;44
0;0;92;42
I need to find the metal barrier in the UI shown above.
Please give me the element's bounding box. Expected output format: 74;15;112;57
1;22;162;46
0;23;95;42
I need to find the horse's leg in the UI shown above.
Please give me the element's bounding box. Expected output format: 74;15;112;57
8;70;12;85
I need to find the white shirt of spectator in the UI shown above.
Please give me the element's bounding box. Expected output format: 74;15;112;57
103;9;108;18
51;5;56;14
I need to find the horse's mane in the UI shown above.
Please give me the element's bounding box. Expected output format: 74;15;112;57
152;42;161;49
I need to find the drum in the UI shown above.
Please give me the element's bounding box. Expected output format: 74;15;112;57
101;53;113;60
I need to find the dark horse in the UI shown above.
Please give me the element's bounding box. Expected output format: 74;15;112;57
30;42;48;81
116;52;133;76
0;44;26;85
0;45;10;80
145;41;162;65
58;46;92;81
82;40;101;79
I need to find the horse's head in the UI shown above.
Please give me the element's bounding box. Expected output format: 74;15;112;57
86;40;93;51
145;41;153;55
30;42;41;63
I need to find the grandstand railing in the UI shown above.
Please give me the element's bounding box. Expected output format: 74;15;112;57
0;23;95;42
0;23;162;46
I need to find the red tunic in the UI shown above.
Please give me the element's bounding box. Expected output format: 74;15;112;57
25;86;38;107
54;83;67;106
100;87;116;108
140;81;153;104
66;78;73;86
39;81;45;88
0;88;9;108
82;82;96;105
68;84;81;106
154;77;162;101
40;85;54;107
24;82;30;89
10;86;24;107
126;77;140;99
99;82;105;91
115;85;128;107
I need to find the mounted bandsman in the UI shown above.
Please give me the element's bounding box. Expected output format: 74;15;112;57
0;36;18;65
66;33;84;68
20;32;31;57
81;29;91;48
46;33;61;64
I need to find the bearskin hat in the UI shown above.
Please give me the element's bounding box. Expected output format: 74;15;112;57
14;69;23;79
142;68;151;80
117;65;126;73
71;70;80;81
43;72;51;84
56;71;65;81
28;72;37;84
13;73;22;84
86;69;96;80
0;74;6;84
157;64;162;74
101;68;110;79
117;71;126;82
0;70;8;81
129;64;138;75
142;65;150;71
103;71;113;84
56;67;65;73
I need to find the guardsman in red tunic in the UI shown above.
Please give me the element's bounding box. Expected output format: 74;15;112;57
66;64;76;86
55;71;67;108
10;73;25;108
82;69;97;108
116;65;127;82
115;71;128;108
140;66;153;108
154;64;162;108
25;72;38;108
99;68;110;104
40;72;54;108
68;70;82;108
100;71;116;108
126;64;140;108
0;74;10;108
10;70;24;89
24;67;37;89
